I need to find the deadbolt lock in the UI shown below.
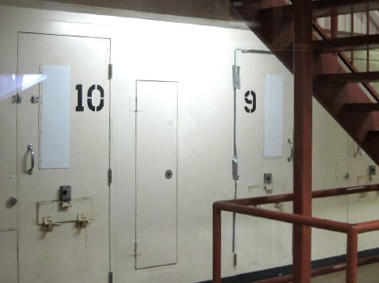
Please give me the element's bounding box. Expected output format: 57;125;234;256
60;186;72;208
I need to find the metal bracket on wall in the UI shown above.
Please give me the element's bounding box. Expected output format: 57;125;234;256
76;214;89;229
42;216;61;232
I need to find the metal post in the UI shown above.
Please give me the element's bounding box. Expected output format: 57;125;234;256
351;7;355;64
367;10;370;72
331;15;338;39
213;206;222;283
331;15;339;57
292;0;313;282
346;227;358;283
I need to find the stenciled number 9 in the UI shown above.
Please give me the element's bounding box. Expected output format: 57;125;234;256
244;90;256;113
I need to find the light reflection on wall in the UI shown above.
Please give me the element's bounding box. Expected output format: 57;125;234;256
0;74;47;100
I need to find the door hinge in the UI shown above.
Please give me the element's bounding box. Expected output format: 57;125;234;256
232;65;241;90
108;64;113;80
108;271;113;283
108;168;113;185
12;93;22;104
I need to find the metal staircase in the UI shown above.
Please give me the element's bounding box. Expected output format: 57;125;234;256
212;1;379;283
232;0;379;165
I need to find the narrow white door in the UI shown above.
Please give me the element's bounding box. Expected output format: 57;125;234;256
235;52;294;263
135;80;178;269
17;33;111;283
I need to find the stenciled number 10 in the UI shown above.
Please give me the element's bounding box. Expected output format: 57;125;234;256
75;84;105;112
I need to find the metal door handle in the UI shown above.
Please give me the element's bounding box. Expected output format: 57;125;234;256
27;144;35;175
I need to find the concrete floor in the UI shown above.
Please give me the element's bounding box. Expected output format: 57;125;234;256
311;263;379;283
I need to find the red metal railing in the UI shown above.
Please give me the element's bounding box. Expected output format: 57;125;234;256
317;5;376;73
347;9;373;73
313;13;379;103
213;185;379;283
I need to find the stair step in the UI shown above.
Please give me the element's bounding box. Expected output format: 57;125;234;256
258;0;379;21
366;131;379;142
316;72;379;83
313;34;379;53
343;103;379;112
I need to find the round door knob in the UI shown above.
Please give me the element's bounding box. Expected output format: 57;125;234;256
165;170;173;179
6;197;18;208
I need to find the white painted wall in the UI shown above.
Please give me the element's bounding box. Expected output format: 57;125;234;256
0;4;378;283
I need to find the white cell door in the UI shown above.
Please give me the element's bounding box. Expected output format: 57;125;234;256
17;33;111;283
135;80;178;269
